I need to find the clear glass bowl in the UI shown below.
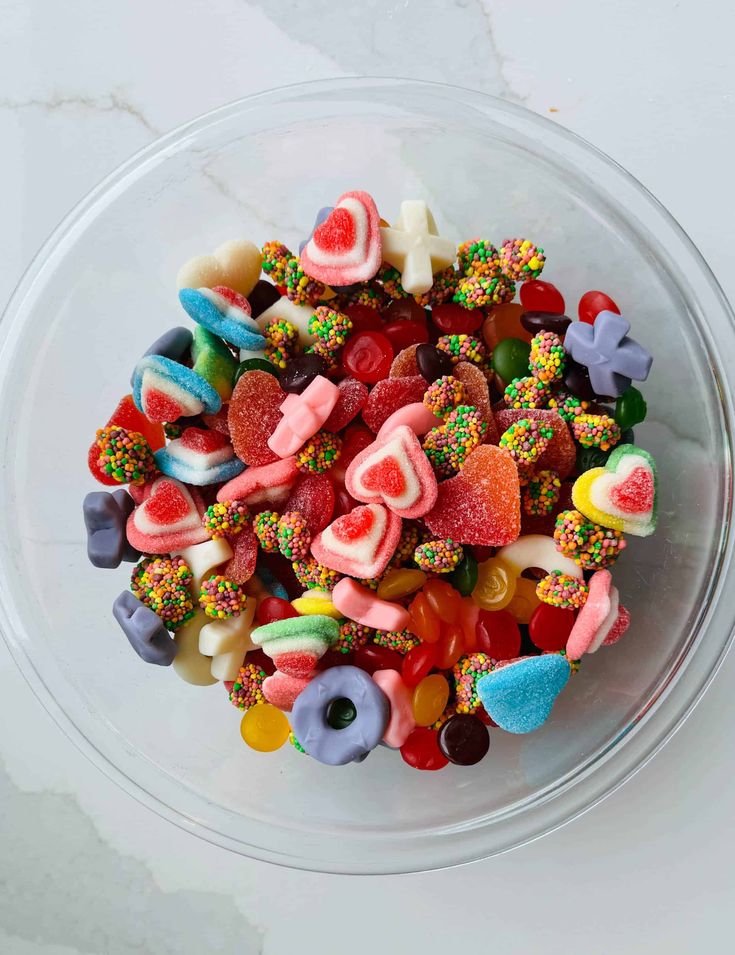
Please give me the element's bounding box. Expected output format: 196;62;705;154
1;78;734;874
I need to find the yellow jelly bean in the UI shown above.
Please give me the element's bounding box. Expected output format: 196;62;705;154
240;703;290;752
377;568;427;601
291;594;342;618
505;576;541;624
472;557;516;611
412;674;450;727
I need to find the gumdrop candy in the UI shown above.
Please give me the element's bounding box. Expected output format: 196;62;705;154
388;343;421;378
228;370;286;466
284;472;335;534
223;527;259;585
323;377;369;432
424;444;520;546
311;503;402;578
362;376;428;433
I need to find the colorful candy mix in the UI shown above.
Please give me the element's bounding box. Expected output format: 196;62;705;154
86;194;660;772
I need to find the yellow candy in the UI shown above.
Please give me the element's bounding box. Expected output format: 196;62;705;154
291;592;342;619
240;703;290;752
505;577;541;624
472;557;516;611
412;674;450;726
377;568;427;601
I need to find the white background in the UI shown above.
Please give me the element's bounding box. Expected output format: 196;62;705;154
1;1;734;952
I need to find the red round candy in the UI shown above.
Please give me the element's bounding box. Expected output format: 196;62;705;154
431;303;484;335
528;602;576;651
353;643;403;674
475;609;521;661
400;727;449;771
344;304;384;334
382;319;429;352
342;331;394;384
383;299;427;326
520;280;565;314
402;642;438;687
257;596;299;625
578;290;621;325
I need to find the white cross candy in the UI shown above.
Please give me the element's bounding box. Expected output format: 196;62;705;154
380;200;456;295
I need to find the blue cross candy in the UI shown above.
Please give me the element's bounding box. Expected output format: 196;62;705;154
563;310;653;398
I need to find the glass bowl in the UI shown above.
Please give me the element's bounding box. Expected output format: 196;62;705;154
1;78;733;874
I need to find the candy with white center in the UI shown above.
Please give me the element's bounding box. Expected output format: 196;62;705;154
311;503;402;578
131;354;221;423
299;191;382;286
154;427;245;485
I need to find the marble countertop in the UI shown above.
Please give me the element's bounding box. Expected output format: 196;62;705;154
1;1;734;952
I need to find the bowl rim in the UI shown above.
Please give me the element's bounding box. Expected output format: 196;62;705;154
1;75;734;874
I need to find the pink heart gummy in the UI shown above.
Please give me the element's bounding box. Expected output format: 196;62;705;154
311;503;402;578
127;476;208;553
299;190;382;286
313;207;356;254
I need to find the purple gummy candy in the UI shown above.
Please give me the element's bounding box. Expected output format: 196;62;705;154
83;490;140;569
112;590;177;666
130;327;193;385
291;665;390;765
563;311;653;398
298;206;334;254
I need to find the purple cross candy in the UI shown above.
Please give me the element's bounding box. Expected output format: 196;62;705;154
112;590;177;666
83;490;140;568
563;311;652;398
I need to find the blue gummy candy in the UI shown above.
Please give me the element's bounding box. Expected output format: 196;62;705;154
477;655;570;734
178;288;266;352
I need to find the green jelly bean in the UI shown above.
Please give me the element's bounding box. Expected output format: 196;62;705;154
234;358;279;386
614;386;647;430
449;551;478;596
491;337;532;384
192;326;237;401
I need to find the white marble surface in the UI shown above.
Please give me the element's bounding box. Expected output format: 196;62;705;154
1;1;734;952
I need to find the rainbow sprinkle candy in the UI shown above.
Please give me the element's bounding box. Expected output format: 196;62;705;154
295;430;342;474
423;405;488;477
373;629;420;655
414;266;458;307
261;241;292;285
414;538;464;574
96;426;158;486
346;282;388;311
499;418;554;480
284;256;325;306
554;509;627;569
378;265;408;300
457;239;500;277
423;375;465;418
203;500;250;541
334;619;373;654
546;391;589;423
436;334;486;366
536;570;589;609
453;653;494;713
305;339;339;370
276;510;311;561
390;523;421;567
131;557;194;631
503;375;550;410
229;662;267;710
498;238;546;282
523;470;562;516
199;574;248;619
308;305;353;350
263;318;298;369
453;273;515;309
571;413;622;451
529;331;565;383
292;557;342;591
253;510;280;553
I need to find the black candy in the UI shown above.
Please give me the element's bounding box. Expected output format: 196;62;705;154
520;311;572;337
248;280;282;319
437;714;490;766
279;353;330;394
564;357;613;403
416;343;453;382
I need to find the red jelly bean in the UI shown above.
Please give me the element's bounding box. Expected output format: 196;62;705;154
402;642;438;687
344;304;384;334
353;643;403;674
578;290;621;325
431;303;484;335
520;280;565;314
342;331;394;384
257;596;299;625
382;320;429;352
400;727;449;771
475;609;521;661
528;602;576;651
383;298;427;326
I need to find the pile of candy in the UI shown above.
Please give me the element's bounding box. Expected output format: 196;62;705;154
83;191;657;770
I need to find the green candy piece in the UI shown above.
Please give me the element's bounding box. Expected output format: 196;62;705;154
234;358;279;385
327;697;358;730
191;326;237;401
448;551;478;596
491;337;532;383
614;386;647;430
